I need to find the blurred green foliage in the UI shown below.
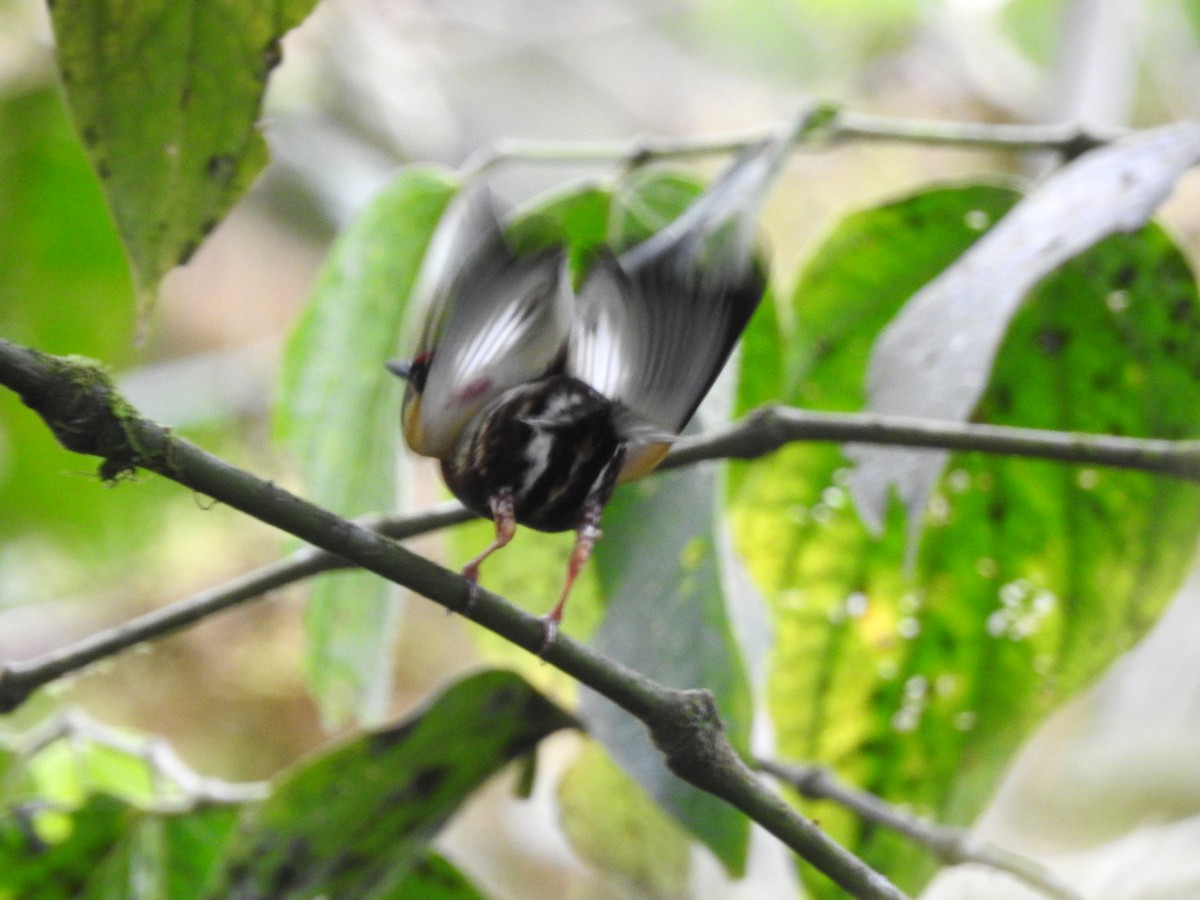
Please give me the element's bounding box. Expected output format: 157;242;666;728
733;185;1200;893
5;1;1200;897
1;671;562;899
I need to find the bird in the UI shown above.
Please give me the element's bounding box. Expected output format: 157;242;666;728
390;115;805;646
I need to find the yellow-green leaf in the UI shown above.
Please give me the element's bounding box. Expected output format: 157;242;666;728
48;0;318;310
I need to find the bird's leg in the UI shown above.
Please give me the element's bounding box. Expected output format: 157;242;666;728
460;487;515;612
540;495;604;651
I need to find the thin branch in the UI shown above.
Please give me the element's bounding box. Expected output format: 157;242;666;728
758;759;1082;900
664;405;1200;480
6;403;1200;713
11;709;268;811
0;338;907;900
0;503;474;701
464;105;1114;175
831;110;1114;156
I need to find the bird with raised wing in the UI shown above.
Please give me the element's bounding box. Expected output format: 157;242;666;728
391;115;806;646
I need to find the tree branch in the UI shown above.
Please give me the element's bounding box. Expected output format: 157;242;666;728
14;709;269;812
0;338;907;900
7;340;1194;896
0;503;474;704
5;397;1199;715
466;105;1113;173
758;760;1082;900
665;404;1200;481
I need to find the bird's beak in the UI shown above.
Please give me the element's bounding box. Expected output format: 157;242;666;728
386;359;412;381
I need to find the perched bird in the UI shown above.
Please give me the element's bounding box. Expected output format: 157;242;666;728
390;116;803;645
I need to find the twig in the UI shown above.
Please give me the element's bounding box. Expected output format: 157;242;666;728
463;105;1114;176
8;709;268;811
664;404;1200;480
0;338;907;900
758;759;1083;900
5;403;1199;712
831;110;1114;157
0;503;473;701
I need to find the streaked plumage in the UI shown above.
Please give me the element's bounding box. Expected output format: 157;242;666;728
392;119;801;644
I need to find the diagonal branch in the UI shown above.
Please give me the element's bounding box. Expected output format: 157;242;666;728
5;397;1200;713
0;337;908;900
0;503;473;705
758;759;1082;900
6;340;1196;896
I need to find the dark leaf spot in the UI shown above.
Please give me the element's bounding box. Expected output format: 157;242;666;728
206;153;236;184
81;125;99;146
480;685;521;718
988;383;1013;416
269;837;312;894
409;765;449;800
368;719;418;755
1035;328;1069;355
1112;264;1137;289
987;499;1006;523
1171;296;1195;323
329;851;370;881
95;161;111;180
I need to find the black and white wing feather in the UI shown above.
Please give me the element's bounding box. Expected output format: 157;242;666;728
402;186;572;458
567;126;796;478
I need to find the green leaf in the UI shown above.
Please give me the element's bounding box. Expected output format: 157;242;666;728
507;181;612;278
47;0;318;308
557;741;691;897
383;853;486;900
0;787;238;900
278;165;458;727
999;0;1068;66
83;806;239;900
1184;0;1200;42
0;85;141;544
609;167;704;249
583;466;754;875
0;794;131;899
570;168;753;873
210;670;575;898
732;184;1200;894
850;123;1200;536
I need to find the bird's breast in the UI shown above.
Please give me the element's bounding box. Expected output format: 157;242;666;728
441;376;626;533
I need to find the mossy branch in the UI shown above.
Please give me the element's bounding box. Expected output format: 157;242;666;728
0;337;907;900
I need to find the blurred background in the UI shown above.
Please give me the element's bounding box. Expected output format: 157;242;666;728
4;0;1200;896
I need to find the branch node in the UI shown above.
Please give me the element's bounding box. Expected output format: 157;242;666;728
14;351;167;481
1059;129;1106;161
645;688;745;791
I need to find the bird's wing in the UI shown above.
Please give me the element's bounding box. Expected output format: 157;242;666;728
402;186;572;458
567;121;803;479
568;248;765;480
